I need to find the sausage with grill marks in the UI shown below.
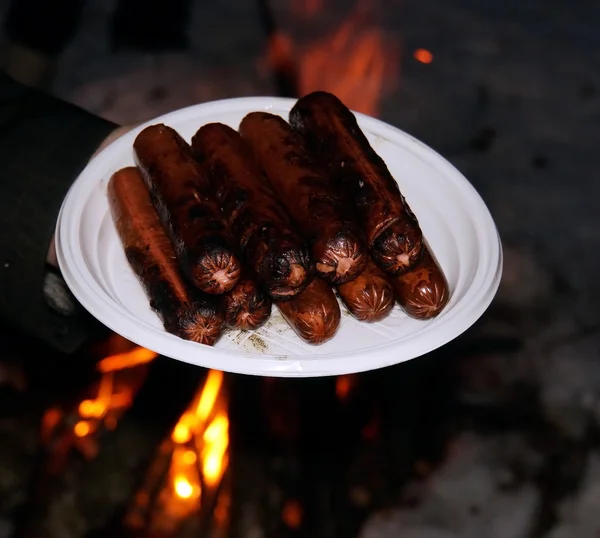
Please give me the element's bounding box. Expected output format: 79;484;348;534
223;274;272;330
391;247;449;320
336;258;395;322
108;166;225;345
289;91;424;276
276;278;341;345
191;123;312;300
238;112;368;285
134;124;241;295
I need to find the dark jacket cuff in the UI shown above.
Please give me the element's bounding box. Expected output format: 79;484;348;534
0;71;117;353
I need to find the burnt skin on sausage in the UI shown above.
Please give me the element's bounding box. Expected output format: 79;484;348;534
390;247;449;320
134;124;241;294
238;112;367;285
191;123;312;300
223;274;272;330
289;91;424;276
108;166;225;345
336;258;395;322
276;277;341;345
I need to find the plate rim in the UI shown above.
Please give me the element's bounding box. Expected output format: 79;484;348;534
57;96;503;377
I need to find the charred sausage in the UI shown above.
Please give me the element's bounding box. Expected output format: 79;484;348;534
191;123;312;300
289;91;424;276
390;247;449;320
239;112;368;285
276;278;341;345
108;167;225;345
336;258;395;322
223;275;272;330
134;124;241;294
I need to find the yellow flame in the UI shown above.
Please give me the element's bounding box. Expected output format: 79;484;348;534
182;450;197;465
202;413;229;487
167;369;229;505
203;414;228;444
195;370;223;422
172;423;192;444
174;475;194;499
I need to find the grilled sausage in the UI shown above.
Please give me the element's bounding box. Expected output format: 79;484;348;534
276;278;341;345
134;124;241;294
108;167;225;345
238;112;368;285
223;275;272;330
191;123;312;300
289;91;424;276
336;258;395;322
390;247;449;320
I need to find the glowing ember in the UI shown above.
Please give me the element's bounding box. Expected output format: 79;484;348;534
336;375;353;400
414;48;433;64
282;499;303;529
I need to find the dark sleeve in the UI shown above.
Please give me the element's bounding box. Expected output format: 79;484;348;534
0;70;118;353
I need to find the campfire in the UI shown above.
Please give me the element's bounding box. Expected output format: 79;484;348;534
38;341;230;535
124;368;230;536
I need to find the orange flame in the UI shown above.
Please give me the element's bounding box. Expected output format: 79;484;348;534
97;346;158;373
265;1;399;117
298;18;398;117
72;346;158;441
168;369;229;506
74;420;91;437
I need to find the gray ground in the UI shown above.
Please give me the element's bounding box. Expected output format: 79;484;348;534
1;0;600;536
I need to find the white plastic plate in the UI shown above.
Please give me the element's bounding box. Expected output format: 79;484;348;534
56;97;502;377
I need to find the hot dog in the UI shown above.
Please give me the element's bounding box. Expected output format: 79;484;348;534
276;278;341;345
336;258;395;322
108;167;225;345
133;124;241;295
289;91;424;276
238;112;368;285
191;123;312;300
223;275;272;330
390;248;449;320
